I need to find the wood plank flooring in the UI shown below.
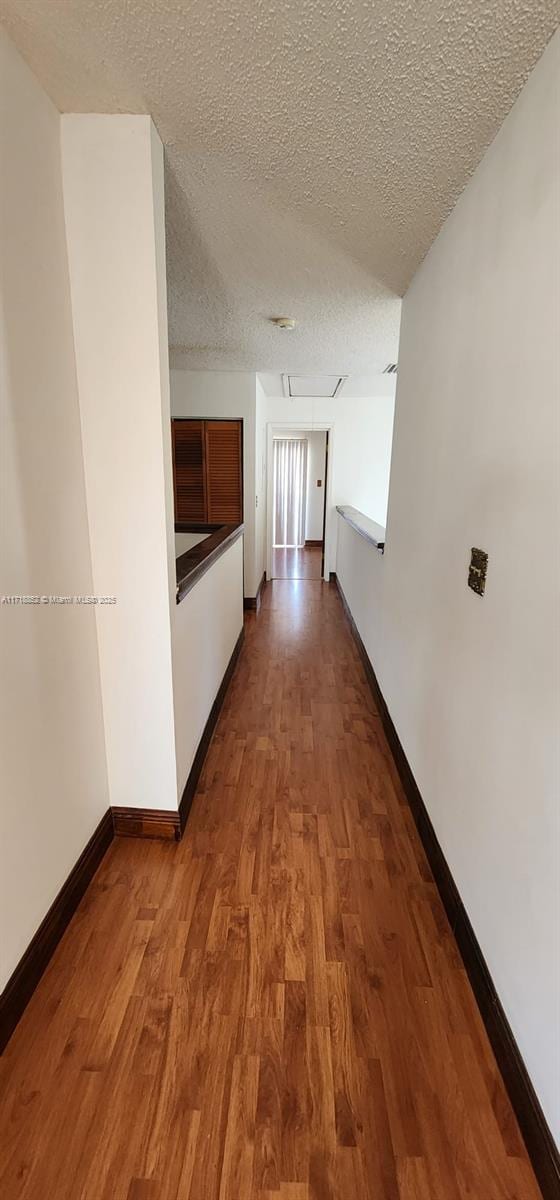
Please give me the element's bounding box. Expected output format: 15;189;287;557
271;546;322;579
0;579;542;1199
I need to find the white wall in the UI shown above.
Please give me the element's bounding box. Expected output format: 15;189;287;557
332;395;395;529
175;531;208;555
172;536;244;796
62;115;178;813
0;34;109;987
255;375;267;585
171;370;260;596
305;431;327;540
338;30;560;1141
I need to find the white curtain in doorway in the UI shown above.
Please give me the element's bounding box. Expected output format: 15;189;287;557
273;438;308;547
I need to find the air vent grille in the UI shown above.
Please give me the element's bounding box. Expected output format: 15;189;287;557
383;363;398;374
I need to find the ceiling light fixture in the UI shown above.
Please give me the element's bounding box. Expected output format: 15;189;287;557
270;316;296;330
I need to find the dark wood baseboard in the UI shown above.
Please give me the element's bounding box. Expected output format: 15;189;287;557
244;570;266;613
305;539;323;547
111;807;181;841
0;809;114;1054
179;627;245;831
332;572;560;1200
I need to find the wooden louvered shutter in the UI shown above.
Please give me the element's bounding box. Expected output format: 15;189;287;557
172;420;206;522
204;420;243;523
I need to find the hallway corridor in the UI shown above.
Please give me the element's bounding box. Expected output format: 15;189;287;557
0;580;541;1199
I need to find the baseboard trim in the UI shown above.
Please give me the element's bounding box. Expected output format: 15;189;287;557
111;807;181;841
0;808;114;1054
243;570;266;612
332;572;560;1199
305;539;323;547
179;626;245;831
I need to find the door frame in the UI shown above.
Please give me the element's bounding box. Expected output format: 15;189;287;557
266;421;335;582
320;429;329;578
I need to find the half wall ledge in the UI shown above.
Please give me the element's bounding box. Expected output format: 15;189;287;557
336;505;385;552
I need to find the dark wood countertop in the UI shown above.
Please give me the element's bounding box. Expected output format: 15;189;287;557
176;522;244;603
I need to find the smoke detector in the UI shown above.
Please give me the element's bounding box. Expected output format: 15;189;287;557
270;316;296;330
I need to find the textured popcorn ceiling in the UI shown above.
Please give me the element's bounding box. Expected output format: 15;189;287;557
2;0;557;372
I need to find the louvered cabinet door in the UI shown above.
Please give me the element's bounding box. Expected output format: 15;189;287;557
172;420;206;522
204;420;243;523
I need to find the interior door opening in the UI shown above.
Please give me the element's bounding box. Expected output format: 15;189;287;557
270;431;328;580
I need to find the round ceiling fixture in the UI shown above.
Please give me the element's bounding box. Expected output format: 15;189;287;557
270;316;296;330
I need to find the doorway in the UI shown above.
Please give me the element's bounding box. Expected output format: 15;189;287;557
270;430;328;580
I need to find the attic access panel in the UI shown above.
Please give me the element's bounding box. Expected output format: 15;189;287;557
285;375;347;398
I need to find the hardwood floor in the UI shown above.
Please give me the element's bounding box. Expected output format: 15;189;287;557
0;579;541;1199
271;546;323;579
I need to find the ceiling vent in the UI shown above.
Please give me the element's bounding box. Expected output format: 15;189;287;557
383;363;398;374
282;375;347;398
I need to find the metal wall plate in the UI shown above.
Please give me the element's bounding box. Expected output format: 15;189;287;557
468;547;488;596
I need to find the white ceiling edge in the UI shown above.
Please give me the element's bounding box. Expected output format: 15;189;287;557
168;364;259;378
167;365;397;398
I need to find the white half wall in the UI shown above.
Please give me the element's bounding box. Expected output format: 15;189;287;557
172;537;244;798
175;531;208;556
62;115;178;813
338;30;560;1142
170;370;259;596
336;518;385;672
0;34;109;987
